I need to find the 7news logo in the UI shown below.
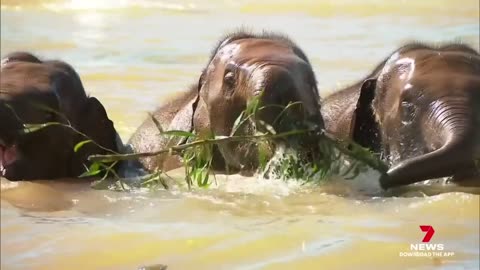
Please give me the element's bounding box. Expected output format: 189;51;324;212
399;225;455;257
420;225;435;242
410;225;443;251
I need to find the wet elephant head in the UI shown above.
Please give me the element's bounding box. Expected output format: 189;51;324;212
196;31;324;170
321;43;479;189
0;52;119;180
359;44;480;188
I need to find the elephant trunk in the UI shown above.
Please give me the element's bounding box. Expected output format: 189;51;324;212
380;96;477;189
259;63;324;131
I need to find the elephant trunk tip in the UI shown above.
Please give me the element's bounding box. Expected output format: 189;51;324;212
380;130;474;189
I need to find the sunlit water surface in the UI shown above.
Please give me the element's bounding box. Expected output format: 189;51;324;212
1;0;479;269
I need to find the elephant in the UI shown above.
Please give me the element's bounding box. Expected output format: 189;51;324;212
321;43;480;189
321;58;386;153
128;30;325;174
124;84;205;174
1;51;120;181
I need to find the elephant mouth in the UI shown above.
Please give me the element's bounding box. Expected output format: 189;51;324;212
0;141;19;177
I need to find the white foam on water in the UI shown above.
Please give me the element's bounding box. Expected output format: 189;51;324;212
206;173;309;196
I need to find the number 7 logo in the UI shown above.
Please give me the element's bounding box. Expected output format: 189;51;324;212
420;225;435;242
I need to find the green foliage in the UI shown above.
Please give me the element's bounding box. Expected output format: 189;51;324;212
7;94;388;191
162;130;195;138
149;112;164;133
22;122;63;134
87;93;388;190
183;133;214;189
90;170;169;191
258;106;387;183
257;140;274;171
74;140;93;152
79;162;102;178
261;137;380;183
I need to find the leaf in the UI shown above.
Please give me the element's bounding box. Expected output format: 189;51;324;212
245;91;262;116
74;140;93;152
140;170;170;190
21;122;62;134
197;168;209;187
29;102;69;123
232;110;246;132
161;130;195;138
79;162;102;178
342;161;358;179
149;113;164;133
257;141;273;170
273;101;302;125
257;120;276;135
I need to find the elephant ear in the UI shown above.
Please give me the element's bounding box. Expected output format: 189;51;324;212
351;78;381;152
125;85;202;173
165;89;200;144
70;97;119;175
50;63;88;126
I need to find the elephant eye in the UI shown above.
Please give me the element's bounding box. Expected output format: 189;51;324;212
223;70;236;90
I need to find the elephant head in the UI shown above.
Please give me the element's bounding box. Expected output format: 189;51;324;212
358;43;480;188
196;31;324;170
0;52;119;180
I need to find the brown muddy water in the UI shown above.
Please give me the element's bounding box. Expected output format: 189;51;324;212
1;0;480;269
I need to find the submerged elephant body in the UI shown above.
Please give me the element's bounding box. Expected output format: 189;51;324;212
322;43;480;188
0;52;119;180
128;31;324;173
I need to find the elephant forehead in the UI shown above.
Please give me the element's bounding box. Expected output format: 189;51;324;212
1;63;61;115
379;53;416;83
214;39;295;66
418;52;480;77
1;62;54;96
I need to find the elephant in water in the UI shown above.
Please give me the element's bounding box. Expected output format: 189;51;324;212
128;30;325;174
0;52;120;181
321;43;480;189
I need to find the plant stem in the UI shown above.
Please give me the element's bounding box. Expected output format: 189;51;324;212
88;129;311;163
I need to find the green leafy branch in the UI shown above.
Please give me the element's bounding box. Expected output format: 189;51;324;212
6;93;388;191
87;129;309;163
86;94;388;190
